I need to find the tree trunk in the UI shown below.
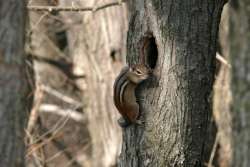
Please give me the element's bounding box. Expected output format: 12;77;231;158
229;1;250;166
119;1;225;166
60;0;128;166
0;1;33;167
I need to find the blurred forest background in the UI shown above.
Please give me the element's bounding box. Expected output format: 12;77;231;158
0;0;249;167
26;0;127;166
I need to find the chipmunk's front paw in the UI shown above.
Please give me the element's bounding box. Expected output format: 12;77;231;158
136;98;145;103
135;119;145;127
118;117;131;128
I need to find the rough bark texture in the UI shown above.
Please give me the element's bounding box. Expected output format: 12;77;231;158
60;0;128;166
230;1;250;167
119;1;225;166
0;1;33;166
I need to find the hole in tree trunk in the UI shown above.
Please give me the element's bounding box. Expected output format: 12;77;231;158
141;34;158;69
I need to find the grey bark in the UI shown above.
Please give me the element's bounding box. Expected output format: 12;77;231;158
119;1;225;166
0;1;33;167
229;1;250;167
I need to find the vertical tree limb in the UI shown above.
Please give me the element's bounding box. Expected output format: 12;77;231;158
0;1;34;166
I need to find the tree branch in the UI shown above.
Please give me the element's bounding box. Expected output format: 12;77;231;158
216;52;231;68
39;104;86;123
27;0;126;12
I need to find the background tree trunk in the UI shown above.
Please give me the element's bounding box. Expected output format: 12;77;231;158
229;0;250;166
27;1;90;166
0;1;33;166
119;0;225;166
60;0;128;166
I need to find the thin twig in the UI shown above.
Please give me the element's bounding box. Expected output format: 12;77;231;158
27;0;126;12
28;112;70;146
207;133;220;167
26;132;62;157
26;90;81;147
27;103;78;146
41;84;82;107
39;104;85;123
45;149;68;163
216;52;231;68
40;125;84;167
27;85;44;134
27;12;49;39
32;12;49;30
31;153;43;167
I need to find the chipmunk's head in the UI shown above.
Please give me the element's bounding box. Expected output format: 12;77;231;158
127;64;151;84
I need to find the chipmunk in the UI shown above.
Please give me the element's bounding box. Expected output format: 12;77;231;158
113;64;151;127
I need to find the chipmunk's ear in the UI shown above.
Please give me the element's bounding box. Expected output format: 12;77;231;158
145;64;152;71
148;68;153;74
129;66;133;72
130;64;136;71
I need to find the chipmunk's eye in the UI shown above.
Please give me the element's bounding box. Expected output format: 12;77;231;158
135;69;143;75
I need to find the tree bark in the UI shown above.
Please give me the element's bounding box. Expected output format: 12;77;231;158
119;1;225;166
0;1;33;167
229;1;250;167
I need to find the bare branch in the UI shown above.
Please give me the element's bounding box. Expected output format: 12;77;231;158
27;86;44;134
26;132;62;157
216;52;231;68
40;84;82;107
40;125;84;167
27;0;126;12
207;133;219;167
39;104;86;123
